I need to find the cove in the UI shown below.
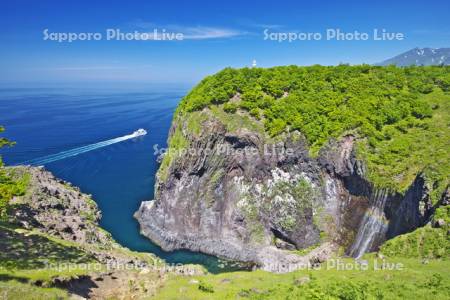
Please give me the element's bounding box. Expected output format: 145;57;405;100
0;87;241;273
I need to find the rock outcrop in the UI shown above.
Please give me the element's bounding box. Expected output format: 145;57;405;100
135;110;435;271
9;166;158;267
3;166;212;299
11;167;107;244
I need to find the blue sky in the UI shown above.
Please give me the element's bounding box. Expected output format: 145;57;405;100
1;0;449;86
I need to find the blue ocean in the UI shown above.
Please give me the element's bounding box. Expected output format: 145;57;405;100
0;87;234;273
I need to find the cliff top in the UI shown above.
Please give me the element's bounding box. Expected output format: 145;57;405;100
162;65;449;200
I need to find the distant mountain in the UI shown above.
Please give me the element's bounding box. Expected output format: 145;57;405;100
377;47;450;66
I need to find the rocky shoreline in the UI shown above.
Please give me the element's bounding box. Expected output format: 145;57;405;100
8;166;160;268
3;166;209;298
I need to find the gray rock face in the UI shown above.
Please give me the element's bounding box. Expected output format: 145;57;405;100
9;166;157;267
10;166;111;246
135;112;433;271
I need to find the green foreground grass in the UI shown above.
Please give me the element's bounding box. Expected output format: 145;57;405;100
0;280;69;300
153;255;450;299
0;222;100;298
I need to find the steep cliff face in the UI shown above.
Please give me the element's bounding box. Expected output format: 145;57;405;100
135;107;435;271
135;64;450;271
319;137;435;257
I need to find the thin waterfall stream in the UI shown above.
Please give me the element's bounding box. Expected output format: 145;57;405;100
349;189;389;258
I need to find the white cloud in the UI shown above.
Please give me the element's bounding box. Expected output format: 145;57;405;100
130;20;245;40
248;23;283;29
179;26;244;40
51;66;127;71
45;65;152;71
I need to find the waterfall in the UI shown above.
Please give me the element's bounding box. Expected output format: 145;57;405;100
348;189;389;258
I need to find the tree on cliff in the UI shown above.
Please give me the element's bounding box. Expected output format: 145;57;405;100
0;126;27;219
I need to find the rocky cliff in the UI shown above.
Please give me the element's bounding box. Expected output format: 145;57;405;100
2;166;205;299
135;66;449;272
8;166;155;267
135;108;438;271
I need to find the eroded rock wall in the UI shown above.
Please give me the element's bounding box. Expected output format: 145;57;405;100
135;113;432;271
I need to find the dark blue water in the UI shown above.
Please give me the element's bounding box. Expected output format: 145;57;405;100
0;87;238;273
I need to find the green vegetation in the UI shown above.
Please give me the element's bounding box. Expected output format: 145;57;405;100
380;226;449;259
0;65;449;298
0;222;98;297
357;88;450;196
380;205;450;259
0;126;165;298
79;195;98;222
210;105;264;134
434;205;450;224
186;111;210;136
0;170;29;219
293;243;321;256
198;281;215;293
223;102;238;114
153;256;450;299
0;127;96;297
235;177;319;242
268;179;318;231
0;127;29;219
0;126;14;149
175;65;449;198
241;202;266;243
0;281;69;300
158;124;189;181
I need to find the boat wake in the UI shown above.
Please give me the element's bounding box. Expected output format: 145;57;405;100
20;129;147;166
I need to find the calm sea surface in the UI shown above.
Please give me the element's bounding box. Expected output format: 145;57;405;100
0;87;238;273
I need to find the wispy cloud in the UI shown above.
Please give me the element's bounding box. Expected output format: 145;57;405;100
45;65;152;71
51;66;126;71
130;20;246;40
233;19;284;30
248;23;284;30
180;26;244;40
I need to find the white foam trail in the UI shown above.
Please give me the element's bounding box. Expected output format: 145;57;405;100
21;132;141;166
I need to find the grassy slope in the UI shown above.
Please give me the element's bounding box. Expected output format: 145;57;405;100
0;281;68;300
0;168;163;299
380;205;450;259
381;226;449;259
0;222;98;298
153;255;450;299
358;89;450;197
